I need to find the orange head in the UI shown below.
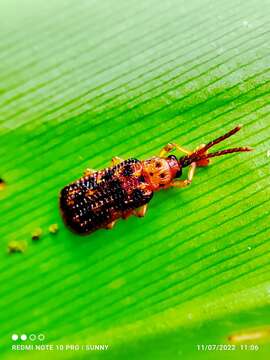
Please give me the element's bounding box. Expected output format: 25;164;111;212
141;156;181;191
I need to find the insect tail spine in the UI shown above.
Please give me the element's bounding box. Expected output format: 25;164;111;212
179;125;253;167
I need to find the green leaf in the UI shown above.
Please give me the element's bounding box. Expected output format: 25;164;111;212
0;0;269;359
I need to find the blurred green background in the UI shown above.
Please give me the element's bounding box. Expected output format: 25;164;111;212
0;0;269;359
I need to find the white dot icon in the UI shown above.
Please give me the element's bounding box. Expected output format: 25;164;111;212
12;334;18;341
38;334;45;341
21;334;27;341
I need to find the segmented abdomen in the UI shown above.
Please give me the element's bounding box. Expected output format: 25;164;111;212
60;159;153;234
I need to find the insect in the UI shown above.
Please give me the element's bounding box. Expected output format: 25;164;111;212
60;125;251;235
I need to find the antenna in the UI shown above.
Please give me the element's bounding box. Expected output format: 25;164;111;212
179;125;252;167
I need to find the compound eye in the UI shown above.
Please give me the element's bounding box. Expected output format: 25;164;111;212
175;169;182;178
168;155;177;161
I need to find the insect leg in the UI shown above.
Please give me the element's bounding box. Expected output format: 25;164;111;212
187;161;196;182
122;210;134;219
194;144;210;166
134;204;148;217
159;143;192;157
170;179;191;188
83;168;96;176
170;162;196;188
111;156;124;166
105;220;116;229
122;206;148;219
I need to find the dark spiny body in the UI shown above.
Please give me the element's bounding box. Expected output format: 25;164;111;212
60;159;153;234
